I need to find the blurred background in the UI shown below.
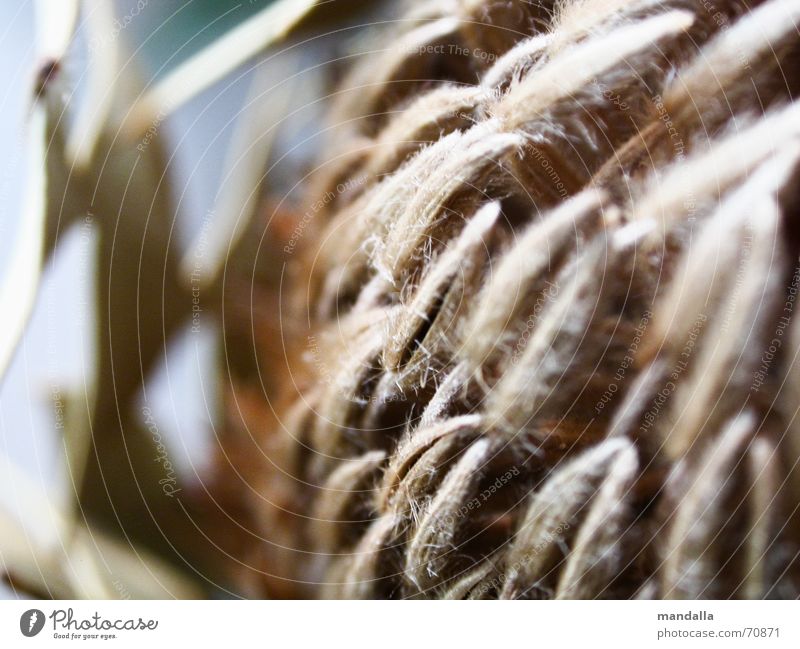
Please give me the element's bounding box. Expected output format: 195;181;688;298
0;0;257;599
0;0;385;598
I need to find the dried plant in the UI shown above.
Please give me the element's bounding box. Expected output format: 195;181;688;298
241;0;800;599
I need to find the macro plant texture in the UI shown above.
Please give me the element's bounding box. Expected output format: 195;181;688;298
1;0;799;601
